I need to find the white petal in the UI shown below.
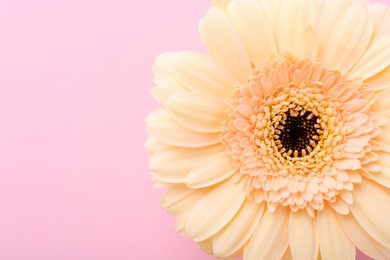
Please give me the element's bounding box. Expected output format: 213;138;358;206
314;0;352;58
349;35;390;79
350;178;390;248
145;109;220;147
150;144;225;183
244;206;289;260
370;3;390;38
186;150;237;188
199;7;251;83
317;208;356;260
171;51;239;98
212;200;264;258
276;0;317;58
185;177;247;241
289;210;318;260
227;0;277;67
338;213;390;260
167;92;228;133
323;4;373;72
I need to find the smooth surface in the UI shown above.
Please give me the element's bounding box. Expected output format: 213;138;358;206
0;0;387;259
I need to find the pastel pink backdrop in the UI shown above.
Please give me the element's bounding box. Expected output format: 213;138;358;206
0;0;388;259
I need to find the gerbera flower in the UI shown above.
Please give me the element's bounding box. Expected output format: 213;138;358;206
145;0;390;259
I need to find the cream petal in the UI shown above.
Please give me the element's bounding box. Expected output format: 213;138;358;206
323;4;373;72
366;66;390;92
150;144;225;183
372;89;390;119
212;200;264;258
161;185;199;215
150;175;168;188
336;158;361;170
338;213;390;260
276;0;317;58
166;92;228;133
314;0;352;58
197;238;214;255
296;26;318;61
145;109;220;147
370;3;390;38
199;7;251;83
350;178;390;248
329;199;350;215
152;52;176;80
186;150;237;188
244;206;289;260
185;177;247;241
211;0;231;10
280;247;293;260
317;208;356;260
144;136;167;156
349;35;390;79
289;210;318;260
227;0;277;67
175;202;194;235
171;51;239;98
363;152;390;188
151;80;184;106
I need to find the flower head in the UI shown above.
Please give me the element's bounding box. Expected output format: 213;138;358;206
146;0;390;259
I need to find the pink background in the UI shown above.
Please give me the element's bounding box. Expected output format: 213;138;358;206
0;0;388;259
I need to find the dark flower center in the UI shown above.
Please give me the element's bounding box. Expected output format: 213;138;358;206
276;111;320;157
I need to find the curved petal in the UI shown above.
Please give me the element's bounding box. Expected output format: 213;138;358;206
171;51;239;98
167;92;228;133
338;213;390;259
323;4;373;72
350;178;390;248
372;88;390;114
212;200;265;258
244;206;289;260
152;52;176;80
151;77;186;105
314;0;353;58
211;0;231;10
227;0;277;67
366;66;390;92
317;207;356;260
370;3;390;38
363;152;390;189
186;150;237;188
185;177;247;241
150;144;225;183
349;35;390;79
145;136;167;156
289;210;318;260
199;7;251;83
276;0;317;58
145;109;220;147
161;184;200;215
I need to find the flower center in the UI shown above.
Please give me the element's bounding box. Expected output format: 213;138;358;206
275;111;320;158
221;54;376;215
